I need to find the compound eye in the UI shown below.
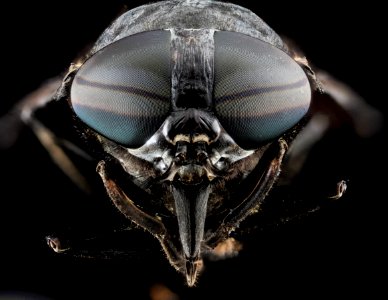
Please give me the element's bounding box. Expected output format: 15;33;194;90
214;31;311;149
71;30;171;148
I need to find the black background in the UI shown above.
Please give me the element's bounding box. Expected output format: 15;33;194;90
0;1;385;299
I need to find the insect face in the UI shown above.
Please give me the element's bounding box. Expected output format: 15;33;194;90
67;1;311;285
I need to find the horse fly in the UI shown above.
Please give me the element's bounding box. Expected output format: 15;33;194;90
0;0;381;286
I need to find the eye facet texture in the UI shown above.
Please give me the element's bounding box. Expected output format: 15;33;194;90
71;30;171;147
214;31;311;148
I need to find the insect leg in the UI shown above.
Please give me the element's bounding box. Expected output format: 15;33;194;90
45;224;154;259
316;71;382;138
281;113;330;183
206;139;288;247
0;77;92;193
0;78;61;149
282;71;382;183
96;160;184;272
27;118;91;193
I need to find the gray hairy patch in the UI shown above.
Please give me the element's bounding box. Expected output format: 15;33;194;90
91;0;286;56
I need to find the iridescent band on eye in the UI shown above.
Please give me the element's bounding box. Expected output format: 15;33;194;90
71;30;172;147
214;31;311;148
70;29;310;149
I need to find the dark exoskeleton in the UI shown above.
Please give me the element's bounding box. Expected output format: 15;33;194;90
0;1;381;286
